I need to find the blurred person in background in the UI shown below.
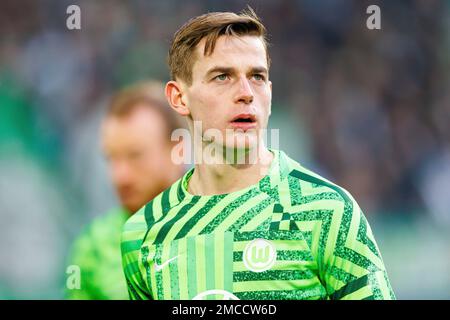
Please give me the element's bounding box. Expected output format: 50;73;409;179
66;81;185;299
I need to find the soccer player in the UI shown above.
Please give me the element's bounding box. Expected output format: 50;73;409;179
121;9;396;300
66;81;184;299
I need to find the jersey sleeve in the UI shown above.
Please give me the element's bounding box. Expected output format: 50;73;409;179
121;206;152;300
318;190;396;300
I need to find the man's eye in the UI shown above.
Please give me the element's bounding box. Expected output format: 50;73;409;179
253;74;265;81
215;74;228;81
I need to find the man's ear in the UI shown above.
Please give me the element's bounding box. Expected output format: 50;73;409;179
165;81;190;116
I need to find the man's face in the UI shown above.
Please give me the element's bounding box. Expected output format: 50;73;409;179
182;35;272;151
101;106;175;213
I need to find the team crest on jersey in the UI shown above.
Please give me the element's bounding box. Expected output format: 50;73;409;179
243;238;277;272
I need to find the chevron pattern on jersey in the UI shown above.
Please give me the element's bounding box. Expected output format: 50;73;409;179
121;150;396;300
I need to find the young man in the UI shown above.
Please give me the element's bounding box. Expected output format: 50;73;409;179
121;9;395;300
67;81;184;299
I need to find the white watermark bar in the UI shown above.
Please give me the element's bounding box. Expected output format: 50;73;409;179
171;121;280;166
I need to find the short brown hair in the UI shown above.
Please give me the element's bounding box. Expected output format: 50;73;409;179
168;7;270;85
107;81;184;138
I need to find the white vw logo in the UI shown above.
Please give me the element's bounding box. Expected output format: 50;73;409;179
243;238;276;272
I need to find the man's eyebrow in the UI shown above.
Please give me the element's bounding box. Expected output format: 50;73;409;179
249;66;268;74
205;66;268;77
205;66;234;77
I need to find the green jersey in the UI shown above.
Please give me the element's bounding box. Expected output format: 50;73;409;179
121;150;395;300
67;208;129;300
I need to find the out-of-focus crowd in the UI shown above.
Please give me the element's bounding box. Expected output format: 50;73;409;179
0;0;449;298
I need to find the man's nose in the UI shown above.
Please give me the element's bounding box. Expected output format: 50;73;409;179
235;77;254;104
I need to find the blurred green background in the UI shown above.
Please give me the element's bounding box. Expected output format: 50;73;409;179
0;0;449;299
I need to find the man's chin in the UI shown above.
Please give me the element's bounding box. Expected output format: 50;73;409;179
120;198;139;215
221;143;262;166
224;133;259;150
122;204;135;214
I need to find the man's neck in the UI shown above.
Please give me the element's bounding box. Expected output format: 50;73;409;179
187;147;274;196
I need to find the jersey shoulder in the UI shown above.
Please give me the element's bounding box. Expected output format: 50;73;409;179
282;154;358;209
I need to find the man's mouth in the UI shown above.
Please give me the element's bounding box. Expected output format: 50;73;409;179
231;114;257;123
229;114;258;131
